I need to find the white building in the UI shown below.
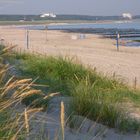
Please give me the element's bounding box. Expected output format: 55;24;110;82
122;13;132;19
40;13;56;18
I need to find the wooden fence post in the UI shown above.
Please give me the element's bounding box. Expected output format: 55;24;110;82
134;77;137;90
26;30;29;49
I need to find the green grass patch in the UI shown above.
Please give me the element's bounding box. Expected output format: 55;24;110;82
0;109;18;139
13;53;140;132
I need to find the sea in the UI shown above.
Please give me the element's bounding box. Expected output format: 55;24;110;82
19;19;140;47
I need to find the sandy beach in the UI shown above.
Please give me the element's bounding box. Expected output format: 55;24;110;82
0;27;140;88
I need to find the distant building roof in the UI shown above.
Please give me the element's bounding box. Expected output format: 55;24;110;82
122;13;132;19
40;13;56;18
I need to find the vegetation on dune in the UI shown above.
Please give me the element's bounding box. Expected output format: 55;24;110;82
14;52;140;132
0;46;59;139
1;44;140;139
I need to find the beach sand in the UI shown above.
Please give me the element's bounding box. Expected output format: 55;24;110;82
0;27;140;88
1;26;140;139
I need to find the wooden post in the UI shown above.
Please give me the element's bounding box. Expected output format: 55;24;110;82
93;67;97;72
19;48;21;55
0;38;4;46
113;72;116;78
26;30;29;49
116;32;120;51
134;77;137;90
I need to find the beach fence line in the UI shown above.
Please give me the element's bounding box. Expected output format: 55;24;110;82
0;28;49;51
112;72;139;90
105;34;140;38
0;28;51;60
134;77;137;90
104;32;140;51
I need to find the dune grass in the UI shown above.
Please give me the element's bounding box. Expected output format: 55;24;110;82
13;53;140;132
0;44;140;139
0;46;61;139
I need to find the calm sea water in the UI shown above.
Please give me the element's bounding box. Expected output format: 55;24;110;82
20;20;140;47
49;20;140;47
47;20;140;30
19;20;140;30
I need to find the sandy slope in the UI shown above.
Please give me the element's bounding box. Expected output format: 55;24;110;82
0;27;140;88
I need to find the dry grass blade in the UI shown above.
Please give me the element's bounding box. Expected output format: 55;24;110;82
60;101;65;140
2;45;15;52
1;80;19;97
18;89;43;98
43;92;60;99
0;99;20;112
11;107;44;140
0;64;9;83
16;78;32;85
15;77;39;97
0;45;16;56
24;108;29;134
27;107;43;114
2;75;15;88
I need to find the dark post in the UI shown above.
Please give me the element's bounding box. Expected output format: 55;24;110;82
45;26;48;43
26;30;29;49
0;38;4;46
116;32;120;51
134;77;137;90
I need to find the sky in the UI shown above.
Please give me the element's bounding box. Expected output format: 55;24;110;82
0;0;140;16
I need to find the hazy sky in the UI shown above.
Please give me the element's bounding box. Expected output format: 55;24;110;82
0;0;140;15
